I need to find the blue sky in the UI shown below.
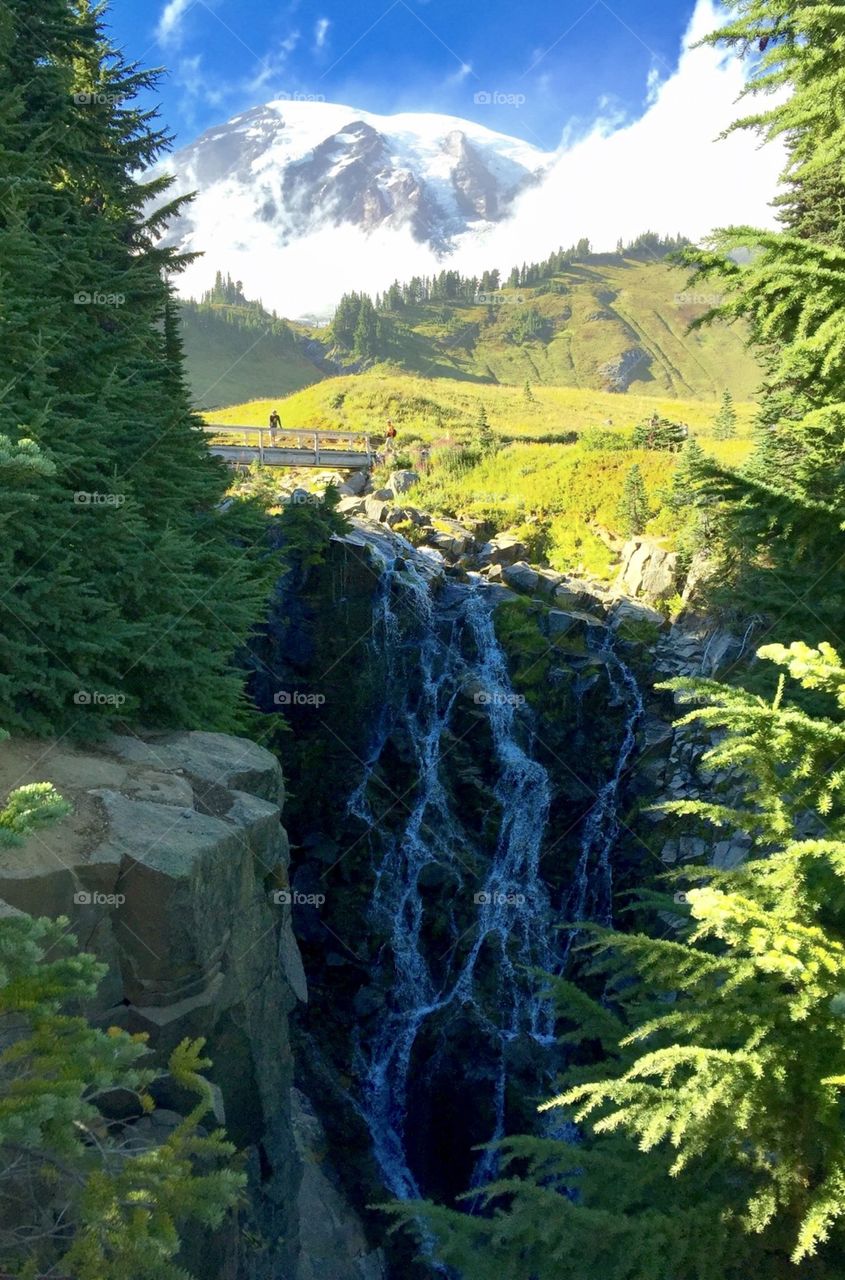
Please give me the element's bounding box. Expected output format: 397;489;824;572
107;0;698;151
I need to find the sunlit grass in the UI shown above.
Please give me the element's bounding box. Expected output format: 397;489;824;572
209;372;758;580
206;371;757;441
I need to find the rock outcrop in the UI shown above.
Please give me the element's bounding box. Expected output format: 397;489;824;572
0;730;372;1280
617;538;680;601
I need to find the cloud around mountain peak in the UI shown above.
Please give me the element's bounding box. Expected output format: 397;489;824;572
160;0;783;321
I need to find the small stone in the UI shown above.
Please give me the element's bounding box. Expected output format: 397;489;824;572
678;836;707;862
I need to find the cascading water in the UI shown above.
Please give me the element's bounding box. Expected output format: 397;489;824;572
344;545;643;1238
560;628;644;967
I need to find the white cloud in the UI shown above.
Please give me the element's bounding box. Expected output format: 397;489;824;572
248;32;302;96
645;66;662;106
455;0;785;274
314;18;330;51
446;62;474;86
157;0;194;46
174;54;226;115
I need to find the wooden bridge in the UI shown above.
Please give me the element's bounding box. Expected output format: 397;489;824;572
203;425;375;470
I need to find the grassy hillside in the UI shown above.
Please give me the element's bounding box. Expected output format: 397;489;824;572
179;302;324;410
206;372;757;441
210;372;756;582
185;256;761;409
319;256;762;399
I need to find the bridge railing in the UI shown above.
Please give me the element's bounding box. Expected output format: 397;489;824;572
202;424;374;464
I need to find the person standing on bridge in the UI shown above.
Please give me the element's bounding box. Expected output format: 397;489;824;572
269;409;281;445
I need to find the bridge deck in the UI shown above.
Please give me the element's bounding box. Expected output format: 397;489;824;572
203;424;375;470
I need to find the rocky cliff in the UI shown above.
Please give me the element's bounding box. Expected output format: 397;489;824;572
0;729;383;1280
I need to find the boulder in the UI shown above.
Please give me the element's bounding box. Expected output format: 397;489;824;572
712;838;750;870
428;533;464;560
337;496;366;516
337;471;369;497
618;538;680;601
554;582;596;612
547;609;606;644
609;597;666;631
388;470;420;495
477;534;528;567
428;520;474;560
287;487;313;507
363;496;390;523
293;1089;387;1280
370;488;394;501
502;561;539;594
535;570;564;599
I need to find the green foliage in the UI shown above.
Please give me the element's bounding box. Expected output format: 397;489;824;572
713;388;738;439
616;465;650;536
296;256;762;397
0;0;272;737
0;730;70;847
476;402;496;453
631;414;689;451
580;427;635;451
395;642;845;1277
682;0;845;638
211;376;755;580
0;915;245;1278
272;485;351;572
180;296;320;410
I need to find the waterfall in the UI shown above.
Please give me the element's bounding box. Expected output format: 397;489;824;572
343;549;642;1224
560;628;644;967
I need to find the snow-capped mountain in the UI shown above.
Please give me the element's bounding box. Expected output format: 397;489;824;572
158;100;552;320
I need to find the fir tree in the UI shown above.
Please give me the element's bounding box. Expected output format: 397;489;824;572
616;465;650;536
0;0;272;735
682;0;845;639
712;388;738;439
476;403;495;453
632;414;688;451
523;379;535;404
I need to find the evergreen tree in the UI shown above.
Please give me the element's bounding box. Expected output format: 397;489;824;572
632;414;688;451
712;388;738;439
683;0;845;638
0;0;271;735
523;379;535;403
616;465;650;536
476;403;495;453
